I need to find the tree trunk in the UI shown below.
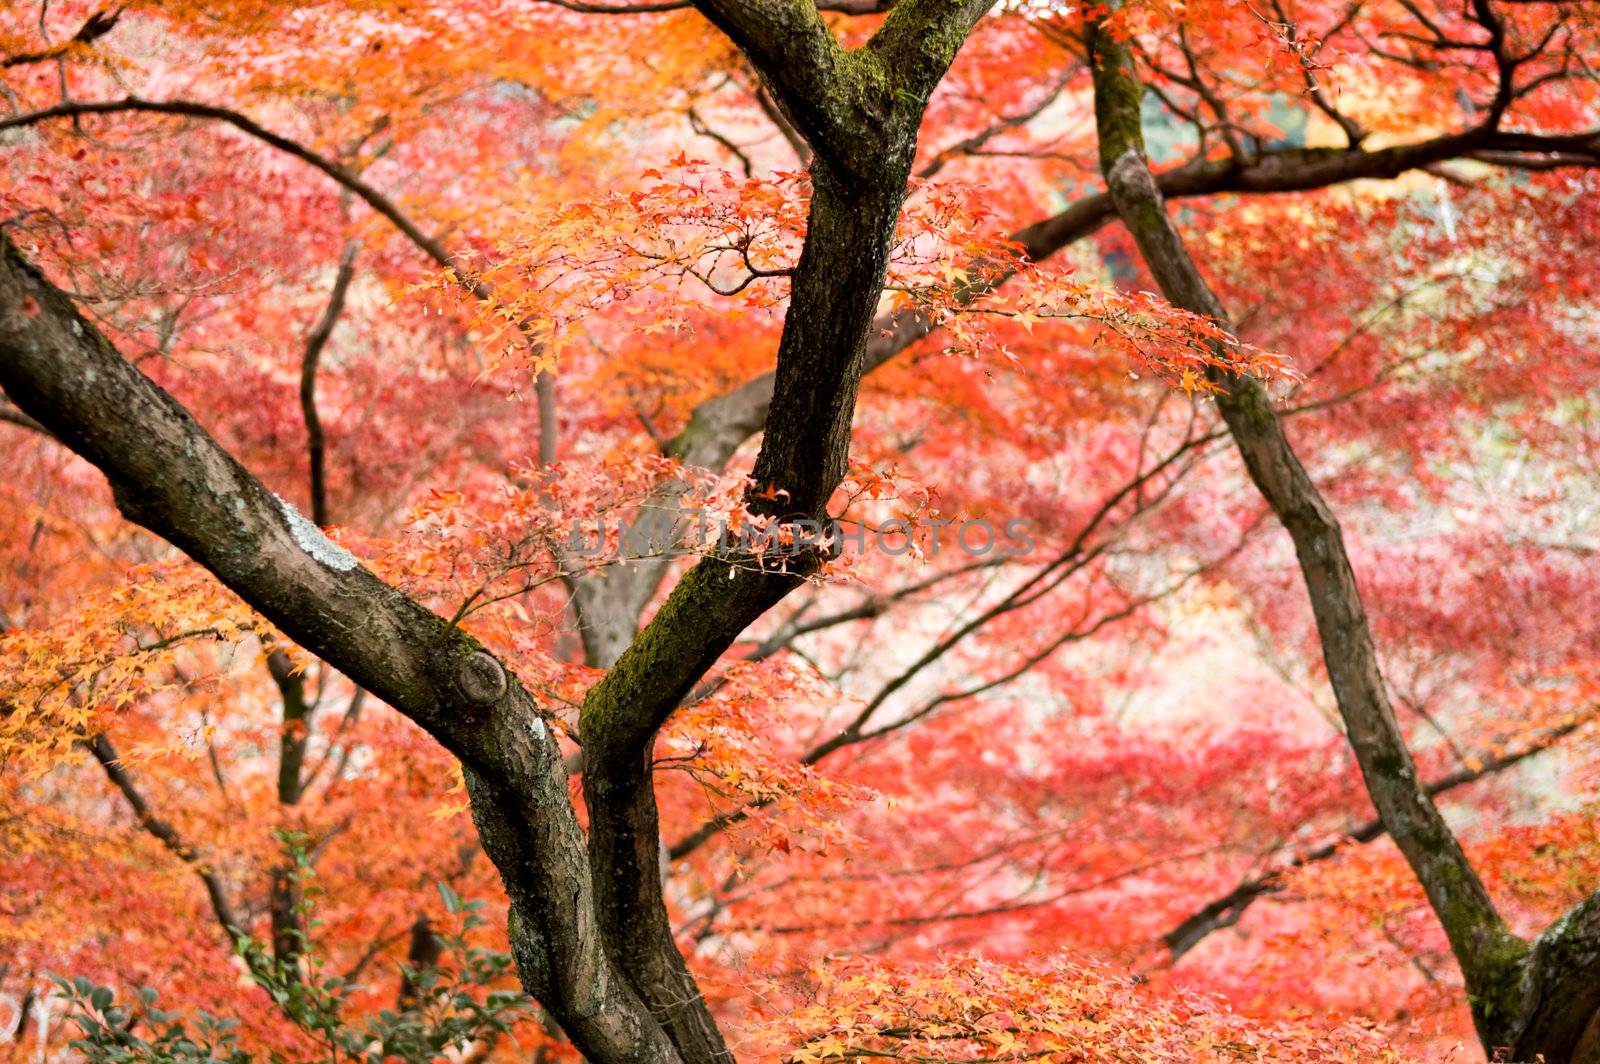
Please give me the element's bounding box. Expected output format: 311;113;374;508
0;5;998;1063
1085;15;1600;1062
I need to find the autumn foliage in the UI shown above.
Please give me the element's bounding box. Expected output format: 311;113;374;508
2;0;1599;1062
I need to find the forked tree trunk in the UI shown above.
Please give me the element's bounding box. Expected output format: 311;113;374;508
0;4;998;1063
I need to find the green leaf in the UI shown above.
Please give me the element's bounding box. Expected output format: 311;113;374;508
436;881;463;913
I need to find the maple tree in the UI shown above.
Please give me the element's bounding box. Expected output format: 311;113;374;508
1;0;1599;1062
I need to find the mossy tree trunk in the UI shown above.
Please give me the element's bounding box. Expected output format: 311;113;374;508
0;3;994;1063
1085;14;1600;1063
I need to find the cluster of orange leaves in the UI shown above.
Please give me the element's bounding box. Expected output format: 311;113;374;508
751;954;1415;1062
0;562;258;774
432;161;1294;393
661;659;874;858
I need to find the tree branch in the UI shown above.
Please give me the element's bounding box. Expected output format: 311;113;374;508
917;66;1075;180
573;9;992;1057
1161;715;1593;963
1;7;121;69
0;99;454;271
0;100;565;409
0;401;51;438
301;242;358;529
84;733;243;943
1083;17;1598;1056
0;231;680;1064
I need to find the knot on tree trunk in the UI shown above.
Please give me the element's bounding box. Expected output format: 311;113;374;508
1106;148;1158;203
457;650;508;706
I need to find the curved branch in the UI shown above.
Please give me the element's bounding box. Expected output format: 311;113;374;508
301;242;359;528
85;733;243;942
1082;18;1600;1058
0;98;455;271
1;8;121;69
0;98;565;474
1161;715;1593;963
0;231;678;1064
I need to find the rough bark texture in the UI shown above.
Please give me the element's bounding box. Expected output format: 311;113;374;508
1085;18;1600;1062
570;6;992;1058
553;65;1595;671
0;230;679;1064
15;3;1594;1058
0;4;995;1062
